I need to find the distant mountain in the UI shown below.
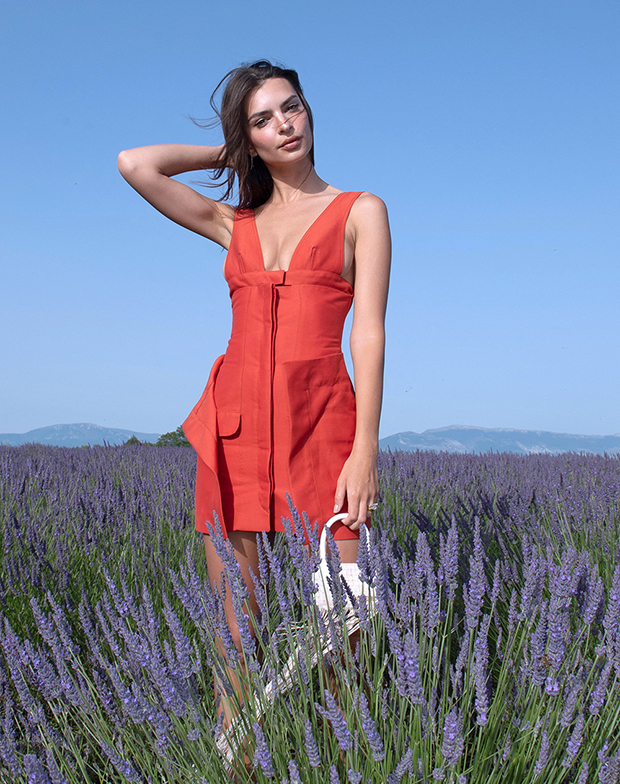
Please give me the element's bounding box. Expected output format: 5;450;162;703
379;425;620;456
0;423;161;447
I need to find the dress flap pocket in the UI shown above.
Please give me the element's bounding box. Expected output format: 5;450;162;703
217;410;241;438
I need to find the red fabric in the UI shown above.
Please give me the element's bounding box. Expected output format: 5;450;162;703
183;192;363;543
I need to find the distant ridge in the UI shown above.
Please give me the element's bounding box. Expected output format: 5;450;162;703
379;425;620;456
3;423;619;455
0;423;161;447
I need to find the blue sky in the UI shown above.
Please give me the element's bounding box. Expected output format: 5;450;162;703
1;0;618;438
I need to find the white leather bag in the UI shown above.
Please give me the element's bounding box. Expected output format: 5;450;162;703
313;513;376;611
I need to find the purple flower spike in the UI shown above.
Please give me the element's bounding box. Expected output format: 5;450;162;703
441;708;464;766
330;765;341;784
100;743;141;783
316;690;353;751
288;759;302;784
393;748;414;781
533;729;549;776
589;660;612;716
282;509;316;604
357;523;373;584
415;533;439;630
44;748;67;784
464;518;488;631
400;630;425;705
473;623;489;727
560;678;582;728
358;692;385;761
574;761;588;784
252;722;275;778
23;754;52;784
304;719;321;767
562;713;584;767
438;517;459;601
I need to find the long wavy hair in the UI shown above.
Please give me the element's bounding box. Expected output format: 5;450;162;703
204;60;315;210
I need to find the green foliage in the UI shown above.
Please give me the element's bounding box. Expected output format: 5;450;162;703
156;425;191;448
123;434;142;445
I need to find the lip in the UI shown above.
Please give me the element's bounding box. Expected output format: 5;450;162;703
279;136;301;150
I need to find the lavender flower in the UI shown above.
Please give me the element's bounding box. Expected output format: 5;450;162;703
288;759;302;784
44;748;67;784
304;719;321;767
358;692;385;761
330;765;340;784
399;630;425;705
0;732;22;780
23;753;52;784
392;748;414;781
560;677;583;728
562;713;585;766
438;517;459;600
253;722;275;778
589;659;613;716
464;517;488;631
316;690;352;751
533;729;549;776
99;743;141;782
441;708;464;766
473;623;490;726
598;747;620;784
415;532;439;630
582;570;605;625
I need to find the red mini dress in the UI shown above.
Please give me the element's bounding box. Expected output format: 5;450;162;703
183;191;363;542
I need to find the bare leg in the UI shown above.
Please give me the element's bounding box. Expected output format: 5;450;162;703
206;532;360;726
204;531;264;728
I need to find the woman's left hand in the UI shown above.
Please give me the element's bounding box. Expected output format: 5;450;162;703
333;449;379;530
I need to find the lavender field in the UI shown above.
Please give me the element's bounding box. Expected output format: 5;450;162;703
1;444;620;783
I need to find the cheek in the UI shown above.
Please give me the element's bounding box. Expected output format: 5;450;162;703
298;111;312;141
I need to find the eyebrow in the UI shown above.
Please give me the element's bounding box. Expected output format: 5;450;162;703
247;94;299;123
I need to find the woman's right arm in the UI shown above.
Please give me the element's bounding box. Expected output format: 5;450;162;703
117;144;233;248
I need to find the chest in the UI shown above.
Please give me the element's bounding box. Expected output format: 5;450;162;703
254;199;356;283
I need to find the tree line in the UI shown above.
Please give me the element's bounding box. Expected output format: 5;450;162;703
124;426;191;447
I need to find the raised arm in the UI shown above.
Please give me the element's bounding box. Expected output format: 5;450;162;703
334;193;391;529
117;144;234;248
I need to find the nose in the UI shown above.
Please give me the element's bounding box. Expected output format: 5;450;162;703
277;115;293;132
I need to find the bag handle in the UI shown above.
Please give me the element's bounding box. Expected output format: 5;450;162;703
319;513;370;563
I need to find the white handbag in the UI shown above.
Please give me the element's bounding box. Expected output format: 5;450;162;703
313;512;376;611
218;514;377;766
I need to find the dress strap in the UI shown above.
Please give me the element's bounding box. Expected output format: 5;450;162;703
224;208;255;276
304;191;364;276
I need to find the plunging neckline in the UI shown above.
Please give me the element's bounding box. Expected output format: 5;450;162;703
251;192;346;273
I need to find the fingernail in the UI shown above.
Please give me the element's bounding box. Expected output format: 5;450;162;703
333;504;340;513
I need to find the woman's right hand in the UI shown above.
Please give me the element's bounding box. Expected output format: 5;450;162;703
117;144;234;247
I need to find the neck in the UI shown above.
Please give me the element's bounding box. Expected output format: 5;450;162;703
266;157;327;204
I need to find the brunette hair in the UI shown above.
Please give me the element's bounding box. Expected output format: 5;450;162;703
206;60;315;209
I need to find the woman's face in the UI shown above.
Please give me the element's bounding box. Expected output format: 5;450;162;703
245;77;312;165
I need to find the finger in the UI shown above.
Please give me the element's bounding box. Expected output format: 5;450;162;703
345;494;363;529
356;498;370;529
333;481;346;514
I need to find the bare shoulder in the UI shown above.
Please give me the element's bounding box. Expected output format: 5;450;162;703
350;192;389;226
348;192;390;242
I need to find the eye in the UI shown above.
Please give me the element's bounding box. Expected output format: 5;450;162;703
286;102;300;113
254;117;268;127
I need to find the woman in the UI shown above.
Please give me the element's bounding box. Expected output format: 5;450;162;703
118;59;390;750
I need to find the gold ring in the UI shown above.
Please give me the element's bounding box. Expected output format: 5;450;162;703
367;502;378;512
